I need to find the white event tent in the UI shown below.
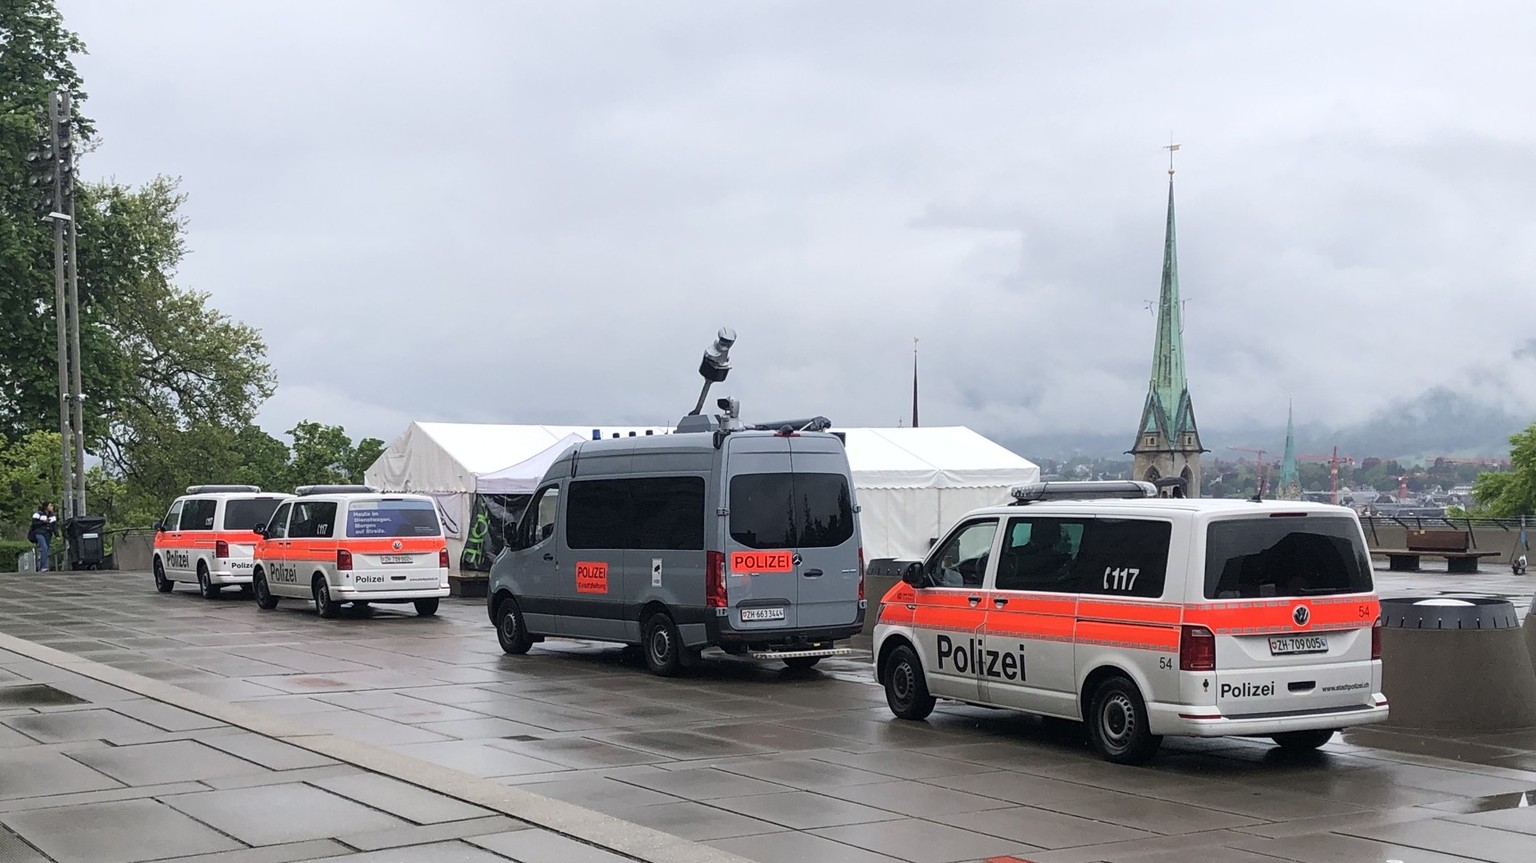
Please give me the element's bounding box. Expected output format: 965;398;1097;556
366;421;1038;567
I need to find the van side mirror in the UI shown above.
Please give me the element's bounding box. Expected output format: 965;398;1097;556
541;523;554;541
253;523;267;538
501;521;519;547
154;521;164;533
901;561;927;587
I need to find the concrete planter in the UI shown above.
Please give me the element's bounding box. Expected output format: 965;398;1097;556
1380;597;1536;731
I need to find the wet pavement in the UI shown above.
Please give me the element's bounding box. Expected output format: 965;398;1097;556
1;564;1534;863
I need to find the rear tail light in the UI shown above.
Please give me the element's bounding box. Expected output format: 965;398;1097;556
215;540;229;558
857;546;866;602
705;550;726;608
439;548;449;569
1179;625;1216;671
1371;621;1382;661
337;549;353;571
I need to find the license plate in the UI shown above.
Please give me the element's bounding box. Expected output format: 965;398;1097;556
380;554;415;565
740;607;785;622
1269;635;1329;655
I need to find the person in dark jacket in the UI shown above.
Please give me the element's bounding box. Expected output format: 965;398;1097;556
29;502;57;572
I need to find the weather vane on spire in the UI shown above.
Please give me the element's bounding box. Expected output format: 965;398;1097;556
1164;138;1180;176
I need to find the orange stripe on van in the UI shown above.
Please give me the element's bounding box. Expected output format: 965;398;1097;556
1076;619;1180;653
1185;596;1379;635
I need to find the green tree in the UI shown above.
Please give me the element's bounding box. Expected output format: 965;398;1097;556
0;430;63;538
1470;424;1536;517
287;421;384;486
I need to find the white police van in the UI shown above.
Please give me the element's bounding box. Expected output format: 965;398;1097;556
874;481;1388;763
251;485;450;618
153;486;293;598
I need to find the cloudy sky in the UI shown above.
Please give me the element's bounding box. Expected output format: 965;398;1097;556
63;1;1536;452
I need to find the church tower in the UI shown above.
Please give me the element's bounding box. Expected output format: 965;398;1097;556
1130;154;1206;496
1278;400;1302;500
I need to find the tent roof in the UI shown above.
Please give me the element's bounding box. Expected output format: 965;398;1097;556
839;427;1039;489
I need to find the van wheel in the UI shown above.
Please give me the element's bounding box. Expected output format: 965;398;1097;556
414;598;439;617
1087;676;1162;764
1272;729;1336;752
253;570;279;610
312;577;340;619
884;644;936;720
197;563;217;599
153;558;173;593
496;598;534;655
784;656;821;670
643;614;685;677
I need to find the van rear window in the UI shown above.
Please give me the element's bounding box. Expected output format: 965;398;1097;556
1204;516;1373;599
346;500;442;538
224;498;285;532
730;473;854;549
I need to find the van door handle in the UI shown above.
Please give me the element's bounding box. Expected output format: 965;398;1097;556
803;569;823;578
992;597;1008;608
968;595;982;607
542;553;554;562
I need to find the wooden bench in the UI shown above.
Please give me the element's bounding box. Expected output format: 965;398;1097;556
1372;529;1501;573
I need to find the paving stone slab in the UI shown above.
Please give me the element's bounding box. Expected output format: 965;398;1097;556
606;801;784;842
470;828;643;863
68;738;269;785
811;817;1028;863
707;791;903;831
162;783;410;846
312;772;496;824
708;831;907;863
1;797;242;863
0;750;121;798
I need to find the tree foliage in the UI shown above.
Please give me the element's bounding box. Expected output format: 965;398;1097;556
0;429;63;537
1471;424;1536;517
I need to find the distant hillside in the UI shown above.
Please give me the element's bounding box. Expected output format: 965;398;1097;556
1000;387;1530;464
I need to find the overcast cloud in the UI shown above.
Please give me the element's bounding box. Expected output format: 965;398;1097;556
62;1;1536;451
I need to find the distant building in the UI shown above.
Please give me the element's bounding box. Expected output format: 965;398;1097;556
1277;401;1301;500
1130;162;1206;496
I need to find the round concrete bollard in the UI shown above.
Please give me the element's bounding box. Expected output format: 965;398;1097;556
1380;597;1536;731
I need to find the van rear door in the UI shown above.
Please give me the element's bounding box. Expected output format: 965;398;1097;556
724;436;803;631
786;435;860;629
344;498;446;592
1195;514;1380;718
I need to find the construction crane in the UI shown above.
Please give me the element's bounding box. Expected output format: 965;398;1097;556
1295;446;1354;505
1227;446;1272;497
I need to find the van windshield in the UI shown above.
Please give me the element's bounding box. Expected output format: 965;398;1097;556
224;498;286;532
346;500;442;538
1204;516;1373;599
729;473;854;549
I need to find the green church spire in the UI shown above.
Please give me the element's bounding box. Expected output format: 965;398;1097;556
1279;399;1300;498
1149;178;1187;414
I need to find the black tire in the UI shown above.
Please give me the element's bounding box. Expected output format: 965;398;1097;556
414;598;439;617
1087;676;1162;764
784;656;822;670
1272;729;1336;752
253;569;279;610
312;576;340;619
642;613;685;677
883;644;936;720
197;563;217;599
153;558;173;593
495;597;533;655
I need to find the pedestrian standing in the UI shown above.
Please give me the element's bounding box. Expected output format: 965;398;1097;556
29;501;58;572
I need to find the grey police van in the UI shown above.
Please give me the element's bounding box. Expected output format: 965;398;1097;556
487;421;867;676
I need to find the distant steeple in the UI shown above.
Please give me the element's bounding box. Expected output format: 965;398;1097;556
1131;149;1206;497
1279;399;1301;499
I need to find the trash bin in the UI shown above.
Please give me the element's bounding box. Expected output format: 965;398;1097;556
65;516;107;571
1380;596;1536;730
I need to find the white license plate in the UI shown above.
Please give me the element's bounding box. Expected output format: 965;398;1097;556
1269;635;1329;655
740;607;785;622
380;555;415;565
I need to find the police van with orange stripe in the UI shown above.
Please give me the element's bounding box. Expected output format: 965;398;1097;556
874;481;1387;763
154;485;294;598
250;486;450;618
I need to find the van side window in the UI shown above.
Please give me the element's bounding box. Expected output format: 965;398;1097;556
924;519;998;588
289;501;338;539
1074;518;1171;598
995;518;1083;592
265;503;293;540
566;477;706;550
163;501;184;532
180;499;217;531
523;486;560;548
729;473;854;549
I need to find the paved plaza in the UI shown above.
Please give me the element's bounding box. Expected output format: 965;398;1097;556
2;566;1536;863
